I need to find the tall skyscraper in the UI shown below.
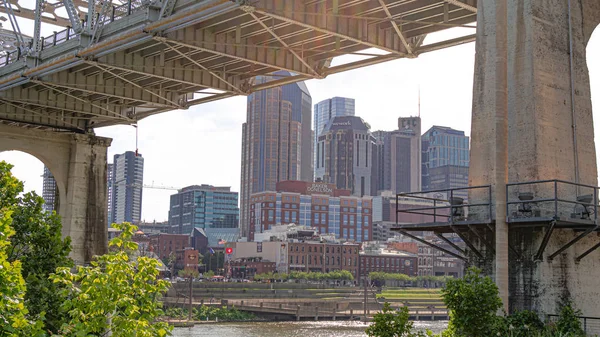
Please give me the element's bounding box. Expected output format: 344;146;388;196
109;151;144;225
374;116;422;195
315;116;375;197
168;185;239;240
313;97;355;175
422;126;470;199
240;74;312;238
42;166;58;212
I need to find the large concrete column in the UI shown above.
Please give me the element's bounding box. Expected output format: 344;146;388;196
61;134;112;264
0;124;112;264
470;0;600;315
470;0;510;311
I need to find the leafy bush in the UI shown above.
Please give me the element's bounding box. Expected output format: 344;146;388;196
440;267;502;337
553;303;585;337
365;302;430;337
164;305;255;321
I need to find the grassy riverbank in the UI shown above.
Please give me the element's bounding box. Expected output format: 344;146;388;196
164;305;256;322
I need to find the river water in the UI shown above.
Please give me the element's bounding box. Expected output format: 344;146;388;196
172;321;448;336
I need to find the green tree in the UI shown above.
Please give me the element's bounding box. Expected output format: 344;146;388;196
440;267;503;337
365;302;427;337
0;212;43;336
1;161;73;332
7;193;72;332
51;222;172;337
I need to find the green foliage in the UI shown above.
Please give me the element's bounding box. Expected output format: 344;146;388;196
254;270;354;282
553;303;585;336
369;272;450;285
7;193;72;332
178;269;200;278
365;302;429;337
51;222;172;337
440;267;502;337
0;212;45;337
1;161;73;332
203;270;215;279
164;305;255;322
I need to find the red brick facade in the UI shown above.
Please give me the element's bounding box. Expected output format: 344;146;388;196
150;233;190;261
249;181;372;242
359;254;418;277
287;242;360;279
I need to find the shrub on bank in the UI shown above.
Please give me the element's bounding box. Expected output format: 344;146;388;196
366;267;591;337
164;305;255;322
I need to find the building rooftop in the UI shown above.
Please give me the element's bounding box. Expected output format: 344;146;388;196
322;116;370;133
360;248;417;257
179;184;232;193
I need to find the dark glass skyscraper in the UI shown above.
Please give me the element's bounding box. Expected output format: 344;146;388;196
315;116;375;197
109;151;144;225
240;73;312;238
313;97;355;177
421;126;470;199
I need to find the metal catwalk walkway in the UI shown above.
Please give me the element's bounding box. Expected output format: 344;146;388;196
0;0;476;132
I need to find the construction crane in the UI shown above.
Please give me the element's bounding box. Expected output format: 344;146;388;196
127;183;180;191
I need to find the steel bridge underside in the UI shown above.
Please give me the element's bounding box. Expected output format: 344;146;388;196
0;0;476;132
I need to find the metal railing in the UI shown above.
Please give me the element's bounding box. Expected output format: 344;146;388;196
506;179;598;224
396;185;492;225
0;0;148;68
0;49;21;66
547;314;600;335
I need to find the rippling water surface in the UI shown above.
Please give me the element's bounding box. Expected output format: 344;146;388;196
172;321;448;336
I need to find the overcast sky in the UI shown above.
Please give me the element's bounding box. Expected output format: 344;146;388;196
1;16;599;223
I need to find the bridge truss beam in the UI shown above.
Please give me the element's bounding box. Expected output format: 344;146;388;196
0;0;477;131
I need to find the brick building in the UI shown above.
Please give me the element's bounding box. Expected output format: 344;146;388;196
230;258;276;279
175;247;199;272
359;246;418;278
224;240;360;279
249;180;372;242
149;233;190;261
287;241;360;278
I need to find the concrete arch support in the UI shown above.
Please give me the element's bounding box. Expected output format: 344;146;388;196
470;0;600;315
0;124;112;264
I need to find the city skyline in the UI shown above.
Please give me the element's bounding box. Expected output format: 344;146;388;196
2;28;599;222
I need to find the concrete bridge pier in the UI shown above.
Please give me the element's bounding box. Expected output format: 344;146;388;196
0;124;112;264
470;0;600;315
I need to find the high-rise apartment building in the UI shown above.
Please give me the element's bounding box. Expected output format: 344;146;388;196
107;163;114;225
315;116;375;197
42;166;58;212
109;151;144;225
313;97;355;175
240;74;312;238
374;117;422;195
421;126;470;199
168;184;239;235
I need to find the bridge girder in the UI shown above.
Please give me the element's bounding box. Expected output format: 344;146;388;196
0;0;477;131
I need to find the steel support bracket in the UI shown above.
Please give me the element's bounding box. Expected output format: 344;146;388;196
435;233;466;255
575;239;600;263
535;220;556;262
397;230;466;261
468;225;495;254
548;226;598;261
451;225;484;259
